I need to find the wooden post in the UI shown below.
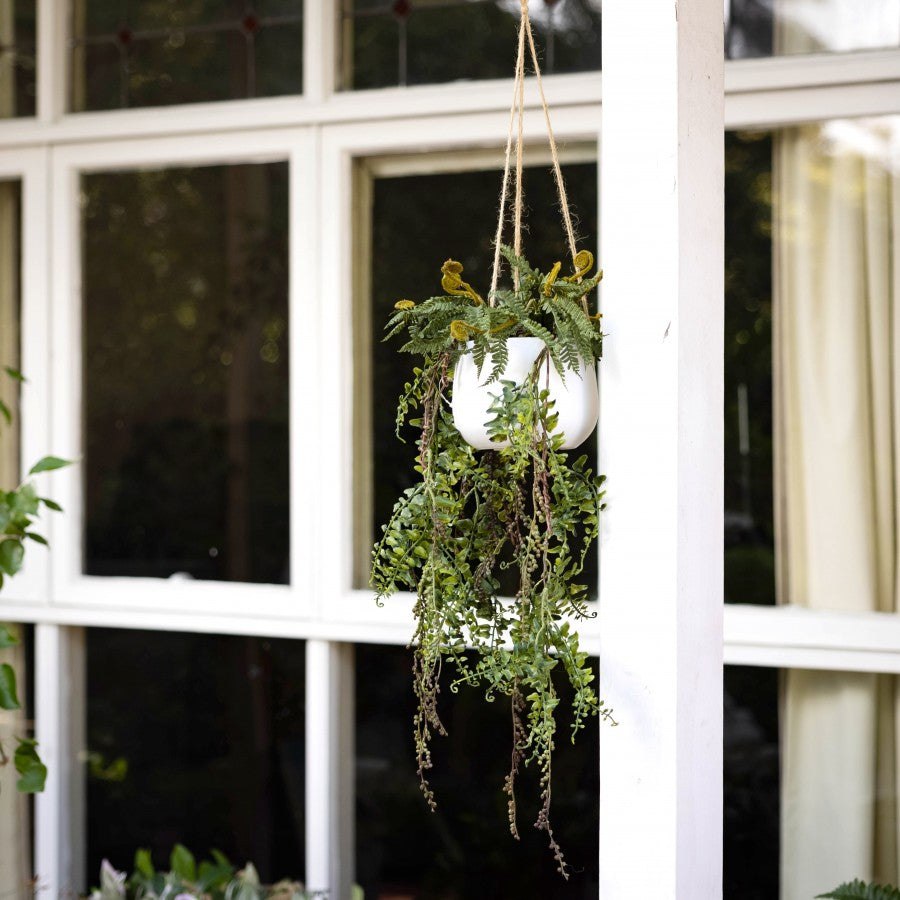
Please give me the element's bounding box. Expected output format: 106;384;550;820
599;1;724;896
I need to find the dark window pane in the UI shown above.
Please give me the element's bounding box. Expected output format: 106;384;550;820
724;131;775;605
365;161;599;596
82;163;290;584
0;1;36;117
70;1;303;111
85;629;305;890
356;643;599;896
343;0;601;91
724;665;780;899
727;0;900;59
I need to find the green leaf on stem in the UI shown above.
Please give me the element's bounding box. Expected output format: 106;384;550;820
0;663;21;710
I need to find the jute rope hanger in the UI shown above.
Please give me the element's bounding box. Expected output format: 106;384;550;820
489;0;581;307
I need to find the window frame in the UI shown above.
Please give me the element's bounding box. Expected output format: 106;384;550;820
0;1;897;896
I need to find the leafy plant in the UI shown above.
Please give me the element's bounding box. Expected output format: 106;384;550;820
0;365;72;792
86;845;325;900
371;247;614;878
817;880;900;900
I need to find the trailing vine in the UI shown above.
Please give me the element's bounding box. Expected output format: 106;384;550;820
371;248;616;877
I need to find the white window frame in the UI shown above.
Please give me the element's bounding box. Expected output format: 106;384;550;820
0;1;896;897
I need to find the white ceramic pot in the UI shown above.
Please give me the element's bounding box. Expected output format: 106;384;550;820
451;336;599;450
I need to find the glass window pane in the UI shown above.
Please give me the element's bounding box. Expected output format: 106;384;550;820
725;117;900;612
727;0;900;59
82;163;290;584
725;664;900;897
724;665;779;899
362;160;599;595
724;131;775;606
0;1;36;117
70;1;303;112
84;628;305;890
342;0;601;91
356;643;600;894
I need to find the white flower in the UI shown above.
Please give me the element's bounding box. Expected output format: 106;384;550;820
99;860;126;898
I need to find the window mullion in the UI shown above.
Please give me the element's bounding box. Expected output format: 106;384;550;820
34;624;85;896
36;0;66;123
303;0;338;102
304;639;354;897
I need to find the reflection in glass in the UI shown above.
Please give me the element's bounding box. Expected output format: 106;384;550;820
724;131;775;605
82;163;289;584
356;643;600;896
85;629;305;891
342;0;601;90
724;666;779;900
727;0;900;59
70;1;303;111
364;162;599;594
0;1;36;117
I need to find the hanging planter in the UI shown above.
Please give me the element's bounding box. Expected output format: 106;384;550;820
371;0;616;880
451;335;599;450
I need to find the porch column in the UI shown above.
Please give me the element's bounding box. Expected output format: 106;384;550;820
599;1;724;897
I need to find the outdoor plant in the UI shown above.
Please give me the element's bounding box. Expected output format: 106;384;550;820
86;845;326;900
0;365;71;794
817;881;900;900
371;246;615;877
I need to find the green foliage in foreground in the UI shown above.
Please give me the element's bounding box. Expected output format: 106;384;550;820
372;249;614;879
1;365;72;792
818;881;900;900
384;245;603;391
87;845;326;899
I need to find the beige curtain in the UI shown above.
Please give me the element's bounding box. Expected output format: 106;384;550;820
775;116;900;897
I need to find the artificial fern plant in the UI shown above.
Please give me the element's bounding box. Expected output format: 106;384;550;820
371;245;615;878
817;881;900;900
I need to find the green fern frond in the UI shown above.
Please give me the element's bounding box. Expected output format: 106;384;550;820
817;880;900;900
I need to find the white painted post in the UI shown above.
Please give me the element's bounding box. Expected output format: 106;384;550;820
305;639;355;899
303;0;338;102
34;625;85;896
598;1;724;897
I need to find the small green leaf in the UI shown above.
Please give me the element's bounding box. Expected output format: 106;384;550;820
10;483;38;515
0;539;24;576
170;843;196;882
40;498;63;512
0;624;20;648
28;456;73;475
14;739;47;793
25;532;48;546
0;401;11;426
134;848;155;878
3;367;25;382
210;849;232;869
0;663;21;710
